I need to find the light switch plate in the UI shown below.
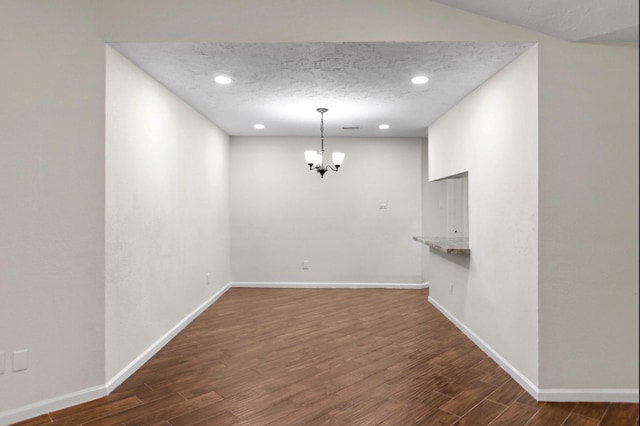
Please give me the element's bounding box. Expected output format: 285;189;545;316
13;349;28;372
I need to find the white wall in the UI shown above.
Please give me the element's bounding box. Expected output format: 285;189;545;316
0;2;106;414
230;137;422;284
105;46;230;381
420;137;447;280
1;0;638;420
538;42;639;392
427;46;539;385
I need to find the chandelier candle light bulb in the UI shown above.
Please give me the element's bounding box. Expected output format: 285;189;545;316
305;108;344;178
332;152;345;167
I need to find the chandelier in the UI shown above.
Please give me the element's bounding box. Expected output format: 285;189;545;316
304;108;345;178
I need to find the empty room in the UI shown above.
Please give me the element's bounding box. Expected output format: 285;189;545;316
1;1;638;425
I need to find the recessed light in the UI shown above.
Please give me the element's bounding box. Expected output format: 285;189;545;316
411;75;429;84
253;124;265;129
214;75;232;84
379;124;390;130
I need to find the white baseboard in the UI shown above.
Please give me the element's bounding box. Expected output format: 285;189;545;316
105;281;428;396
0;384;107;426
2;282;428;424
538;388;639;403
230;281;429;289
428;295;540;399
428;296;639;403
105;282;232;393
0;283;233;426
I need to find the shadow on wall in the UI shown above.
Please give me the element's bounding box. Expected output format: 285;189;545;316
431;249;471;268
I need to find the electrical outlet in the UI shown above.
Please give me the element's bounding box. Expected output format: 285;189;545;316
378;200;388;209
0;352;5;374
302;260;309;270
206;273;211;286
450;284;454;296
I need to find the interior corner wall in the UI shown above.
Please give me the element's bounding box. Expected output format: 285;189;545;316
229;137;422;284
105;46;230;380
426;46;539;386
537;42;639;392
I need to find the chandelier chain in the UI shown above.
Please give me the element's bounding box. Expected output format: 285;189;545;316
320;109;325;155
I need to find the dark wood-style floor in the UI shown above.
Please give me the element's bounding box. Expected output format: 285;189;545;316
14;288;639;426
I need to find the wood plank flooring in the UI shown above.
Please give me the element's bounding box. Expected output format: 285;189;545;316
13;288;639;425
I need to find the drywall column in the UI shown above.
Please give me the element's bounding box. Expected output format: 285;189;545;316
537;42;639;395
0;2;106;413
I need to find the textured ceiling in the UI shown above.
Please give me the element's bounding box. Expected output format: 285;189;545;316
110;2;637;138
433;0;639;42
112;42;531;138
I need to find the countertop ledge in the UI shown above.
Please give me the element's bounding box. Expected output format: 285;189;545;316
413;236;470;255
